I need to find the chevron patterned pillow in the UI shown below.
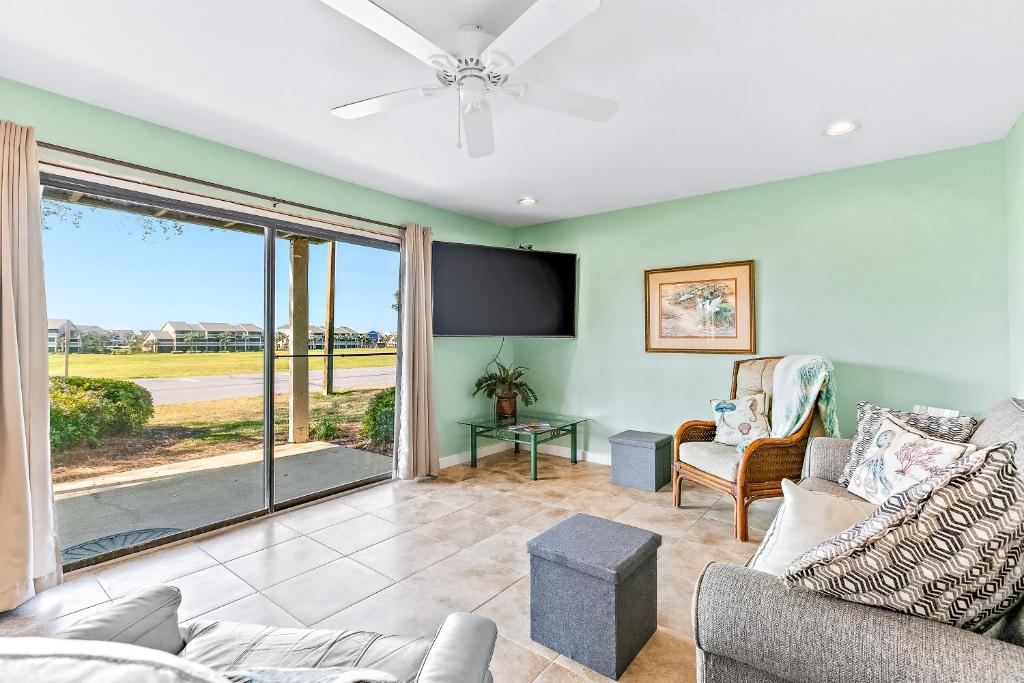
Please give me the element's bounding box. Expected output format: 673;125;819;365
838;401;978;486
784;441;1024;632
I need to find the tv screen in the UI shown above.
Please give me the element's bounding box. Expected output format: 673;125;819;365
432;242;576;336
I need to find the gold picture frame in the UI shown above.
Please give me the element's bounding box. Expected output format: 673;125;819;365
644;260;755;354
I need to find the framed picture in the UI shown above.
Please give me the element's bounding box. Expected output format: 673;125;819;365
644;260;755;353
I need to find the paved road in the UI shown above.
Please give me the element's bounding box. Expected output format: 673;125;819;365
135;367;396;405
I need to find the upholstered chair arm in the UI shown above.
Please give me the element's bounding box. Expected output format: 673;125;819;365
416;612;497;683
55;585;185;655
694;563;1024;683
804;436;854;482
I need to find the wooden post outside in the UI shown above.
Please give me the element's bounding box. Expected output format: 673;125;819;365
289;238;309;444
324;242;336;395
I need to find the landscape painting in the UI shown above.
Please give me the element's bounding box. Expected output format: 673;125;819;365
645;261;755;353
659;279;738;338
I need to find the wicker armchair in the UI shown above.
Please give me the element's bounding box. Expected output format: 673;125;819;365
671;357;819;541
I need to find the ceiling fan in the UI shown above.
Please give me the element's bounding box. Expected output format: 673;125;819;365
321;0;618;158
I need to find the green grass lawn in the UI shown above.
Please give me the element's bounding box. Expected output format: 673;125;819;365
48;350;396;380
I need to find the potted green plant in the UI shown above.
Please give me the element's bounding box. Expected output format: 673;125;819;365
473;362;538;422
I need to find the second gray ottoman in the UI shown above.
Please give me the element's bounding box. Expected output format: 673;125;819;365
527;513;661;679
610;430;672;492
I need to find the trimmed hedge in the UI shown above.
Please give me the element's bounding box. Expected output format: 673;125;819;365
50;376;154;452
360;386;395;445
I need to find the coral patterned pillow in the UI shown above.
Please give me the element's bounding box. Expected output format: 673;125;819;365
711;393;770;447
846;415;976;504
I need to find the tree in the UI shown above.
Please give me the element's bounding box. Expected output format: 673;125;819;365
80;331;113;354
216;331;233;352
182;330;202;352
392;290;400;311
275;331;288;351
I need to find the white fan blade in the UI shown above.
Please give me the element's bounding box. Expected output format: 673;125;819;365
331;85;447;119
462;102;495;158
320;0;453;69
482;0;600;72
503;81;617;121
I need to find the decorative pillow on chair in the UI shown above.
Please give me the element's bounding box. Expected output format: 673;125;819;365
785;441;1024;632
711;393;770;447
846;416;975;504
839;401;978;486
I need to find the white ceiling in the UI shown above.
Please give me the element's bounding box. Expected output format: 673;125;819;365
2;1;1023;227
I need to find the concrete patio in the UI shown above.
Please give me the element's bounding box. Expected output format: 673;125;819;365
55;442;392;554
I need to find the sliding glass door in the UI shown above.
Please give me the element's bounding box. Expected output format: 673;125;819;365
272;233;399;506
41;180;399;569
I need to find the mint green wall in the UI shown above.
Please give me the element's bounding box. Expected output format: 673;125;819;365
0;77;511;457
514;143;1009;454
1008;113;1024;396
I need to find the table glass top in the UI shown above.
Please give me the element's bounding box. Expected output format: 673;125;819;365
458;413;586;432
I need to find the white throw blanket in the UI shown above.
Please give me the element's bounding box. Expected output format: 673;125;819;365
738;355;839;451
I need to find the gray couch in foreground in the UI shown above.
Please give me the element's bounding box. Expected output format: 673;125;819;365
694;431;1024;683
0;584;497;682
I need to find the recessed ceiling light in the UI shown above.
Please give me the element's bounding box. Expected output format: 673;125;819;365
824;120;859;137
518;196;538;206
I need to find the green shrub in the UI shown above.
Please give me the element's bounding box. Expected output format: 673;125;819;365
49;376;154;452
360;386;395;445
309;414;341;441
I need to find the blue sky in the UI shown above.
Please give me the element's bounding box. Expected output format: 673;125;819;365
41;199;400;333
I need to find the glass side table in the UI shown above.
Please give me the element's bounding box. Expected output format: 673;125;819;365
457;414;587;480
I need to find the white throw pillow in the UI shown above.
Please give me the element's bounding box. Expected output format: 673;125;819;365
846;415;976;504
711;393;770;446
749;479;876;576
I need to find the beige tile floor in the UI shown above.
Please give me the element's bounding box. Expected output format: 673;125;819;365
0;451;780;682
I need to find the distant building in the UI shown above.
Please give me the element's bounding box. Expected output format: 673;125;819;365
142;321;264;352
48;320;140;353
47;319;80;353
277;324;365;350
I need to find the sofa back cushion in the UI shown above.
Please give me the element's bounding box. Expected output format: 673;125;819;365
181;620;431;681
970;398;1024;450
0;636;227;683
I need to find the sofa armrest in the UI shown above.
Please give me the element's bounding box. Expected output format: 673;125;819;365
416;612;497;683
802;436;853;481
694;563;1024;683
55;584;185;655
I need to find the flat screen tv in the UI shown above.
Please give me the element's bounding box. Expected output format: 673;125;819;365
432;241;576;336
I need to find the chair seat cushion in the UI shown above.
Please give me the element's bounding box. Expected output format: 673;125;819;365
678;441;741;481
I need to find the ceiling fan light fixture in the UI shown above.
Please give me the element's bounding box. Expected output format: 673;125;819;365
518;196;538;206
824;120;859;137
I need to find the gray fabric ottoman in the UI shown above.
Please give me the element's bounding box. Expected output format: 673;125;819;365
610;430;673;491
527;513;661;679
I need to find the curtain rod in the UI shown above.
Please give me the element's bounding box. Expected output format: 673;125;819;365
36;141;405;231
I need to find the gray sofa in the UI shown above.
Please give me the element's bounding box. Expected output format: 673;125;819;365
694;401;1024;683
0;584;497;682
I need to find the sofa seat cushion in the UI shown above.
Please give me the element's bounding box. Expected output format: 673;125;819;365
181;621;431;683
798;477;869;502
678;441;742;481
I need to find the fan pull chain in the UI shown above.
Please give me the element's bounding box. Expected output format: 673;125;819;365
456;81;463;150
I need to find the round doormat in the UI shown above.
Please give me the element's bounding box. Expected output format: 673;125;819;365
61;528;182;564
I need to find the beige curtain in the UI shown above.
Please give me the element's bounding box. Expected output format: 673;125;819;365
0;120;61;610
395;223;439;479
